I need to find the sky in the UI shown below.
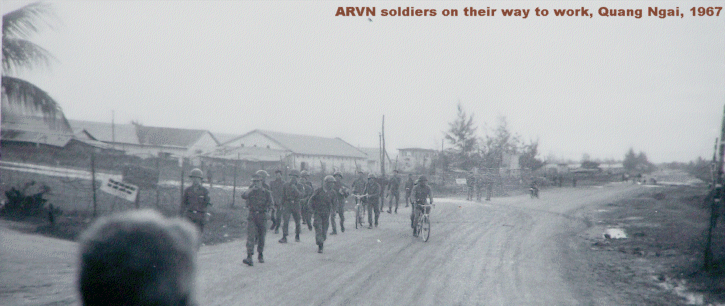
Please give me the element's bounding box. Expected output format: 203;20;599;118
3;0;724;163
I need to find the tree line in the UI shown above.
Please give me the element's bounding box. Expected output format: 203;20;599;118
440;103;543;172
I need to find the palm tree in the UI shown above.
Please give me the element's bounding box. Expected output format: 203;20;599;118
2;1;70;132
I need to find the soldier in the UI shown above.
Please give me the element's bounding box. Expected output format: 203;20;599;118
352;170;367;207
411;175;433;235
279;169;303;243
364;173;382;228
404;173;415;207
309;175;338;253
330;171;350;234
241;172;273;266
387;170;402;213
476;173;485;202
269;169;284;233
466;171;475;201
377;174;388;214
300;170;314;231
486;176;493;201
182;168;211;235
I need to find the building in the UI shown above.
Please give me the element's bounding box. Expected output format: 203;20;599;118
219;129;367;175
398;148;437;172
68;120;219;159
357;147;385;174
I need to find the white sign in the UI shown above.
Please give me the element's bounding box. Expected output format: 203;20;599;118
455;178;467;185
100;178;139;202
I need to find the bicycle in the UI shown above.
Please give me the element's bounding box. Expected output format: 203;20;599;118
351;194;368;229
412;201;434;242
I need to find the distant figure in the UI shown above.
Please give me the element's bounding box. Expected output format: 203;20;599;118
572;176;577;187
466;171;475;201
78;209;199;306
404;173;415;207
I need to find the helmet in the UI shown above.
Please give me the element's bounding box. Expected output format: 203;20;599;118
368;173;376;179
189;168;204;178
289;169;300;177
324;175;336;183
300;170;310;177
333;171;342;179
251;173;263;181
255;170;269;178
418;175;428;182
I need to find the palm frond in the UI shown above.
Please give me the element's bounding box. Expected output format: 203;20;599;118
1;76;71;132
3;2;57;40
2;37;56;74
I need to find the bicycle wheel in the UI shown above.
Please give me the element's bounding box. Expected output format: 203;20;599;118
355;205;361;229
421;215;430;242
415;216;423;238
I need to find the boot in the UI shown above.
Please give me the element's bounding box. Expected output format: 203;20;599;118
295;234;300;242
318;243;323;253
308;224;313;231
331;229;337;235
279;236;287;243
258;253;264;263
243;255;253;266
387;209;392;214
340;222;345;233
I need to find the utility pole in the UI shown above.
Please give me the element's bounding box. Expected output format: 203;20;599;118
705;104;725;270
381;115;386;177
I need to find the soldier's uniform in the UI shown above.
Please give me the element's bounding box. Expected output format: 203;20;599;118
352;173;367;205
364;174;382;228
387;173;402;213
404;176;415;207
377;175;388;214
466;172;475;201
309;176;338;253
300;171;314;231
330;172;350;234
241;175;273;266
280;171;303;243
475;175;485;201
486;175;493;201
182;174;210;233
269;174;284;233
410;177;433;232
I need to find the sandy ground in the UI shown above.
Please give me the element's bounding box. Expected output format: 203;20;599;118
3;182;681;305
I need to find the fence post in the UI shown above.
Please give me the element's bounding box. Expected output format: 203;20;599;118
91;151;97;218
179;158;185;216
232;153;239;208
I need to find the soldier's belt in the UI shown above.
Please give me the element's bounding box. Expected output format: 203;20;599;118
187;210;206;214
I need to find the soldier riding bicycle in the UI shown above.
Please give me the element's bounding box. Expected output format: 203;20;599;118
410;175;433;236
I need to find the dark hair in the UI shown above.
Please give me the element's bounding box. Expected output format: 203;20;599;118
78;210;198;306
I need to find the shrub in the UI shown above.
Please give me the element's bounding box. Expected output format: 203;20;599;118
0;181;52;219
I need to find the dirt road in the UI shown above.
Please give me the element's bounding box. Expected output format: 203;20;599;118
0;183;643;305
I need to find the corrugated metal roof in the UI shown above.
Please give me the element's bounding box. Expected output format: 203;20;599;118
135;125;211;148
203;146;289;162
259;130;367;159
68;120;139;145
224;130;368;159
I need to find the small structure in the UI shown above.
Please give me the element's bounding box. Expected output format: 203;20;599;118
398;148;437;172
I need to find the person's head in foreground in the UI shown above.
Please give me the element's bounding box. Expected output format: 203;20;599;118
78;209;199;306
